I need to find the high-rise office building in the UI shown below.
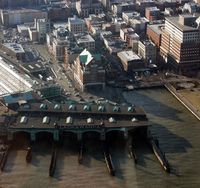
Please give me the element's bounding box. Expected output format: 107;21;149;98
160;15;200;75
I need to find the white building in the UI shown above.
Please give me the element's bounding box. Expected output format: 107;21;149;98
35;18;50;42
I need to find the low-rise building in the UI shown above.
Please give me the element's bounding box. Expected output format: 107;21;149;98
0;9;48;27
75;34;95;51
76;0;102;18
147;23;164;47
47;2;71;22
47;27;70;61
122;11;140;24
35;18;50;42
85;14;106;35
73;49;105;91
145;7;160;21
68;16;85;34
117;50;144;72
138;40;157;64
111;2;135;15
1;43;25;60
129;17;149;32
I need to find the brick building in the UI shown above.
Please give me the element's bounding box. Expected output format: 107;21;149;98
147;23;164;47
73;49;105;91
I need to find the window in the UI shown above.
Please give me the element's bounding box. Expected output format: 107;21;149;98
42;116;50;124
20;116;28;124
66;116;73;124
98;105;105;112
40;103;47;110
109;117;116;123
87;117;94;124
54;104;61;110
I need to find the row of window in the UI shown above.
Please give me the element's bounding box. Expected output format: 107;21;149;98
27;103;136;113
19;116;139;125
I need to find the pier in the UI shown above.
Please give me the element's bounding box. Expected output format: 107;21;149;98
102;141;115;176
6;102;149;142
78;142;84;164
149;137;170;173
49;142;58;177
0;140;9;171
26;146;32;163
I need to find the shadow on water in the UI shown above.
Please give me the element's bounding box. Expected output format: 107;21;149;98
82;132;104;168
3;132;29;173
53;132;78;180
123;89;184;123
31;132;53;167
150;123;192;154
87;86;126;103
106;131;127;180
3;150;17;173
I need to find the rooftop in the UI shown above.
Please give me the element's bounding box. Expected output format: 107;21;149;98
147;23;164;35
79;49;101;65
76;34;95;44
3;43;25;53
118;51;141;61
68;16;85;25
146;7;160;11
165;15;199;32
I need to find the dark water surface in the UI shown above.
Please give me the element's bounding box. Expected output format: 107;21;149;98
1;89;200;188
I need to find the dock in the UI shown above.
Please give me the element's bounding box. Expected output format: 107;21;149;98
0;140;9;171
149;137;170;173
49;143;58;177
102;141;115;176
165;83;200;121
78;142;84;164
26;146;32;163
127;137;137;163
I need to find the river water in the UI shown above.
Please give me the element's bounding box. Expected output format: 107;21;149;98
1;88;200;188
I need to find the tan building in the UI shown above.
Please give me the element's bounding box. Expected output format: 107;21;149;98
160;15;200;76
138;40;157;64
76;0;102;18
68;16;85;34
117;50;144;72
73;49;105;91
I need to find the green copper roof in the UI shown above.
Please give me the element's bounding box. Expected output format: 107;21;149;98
79;55;88;64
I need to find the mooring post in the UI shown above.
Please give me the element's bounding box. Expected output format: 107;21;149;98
53;130;59;141
77;131;82;141
7;132;13;141
30;132;36;142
